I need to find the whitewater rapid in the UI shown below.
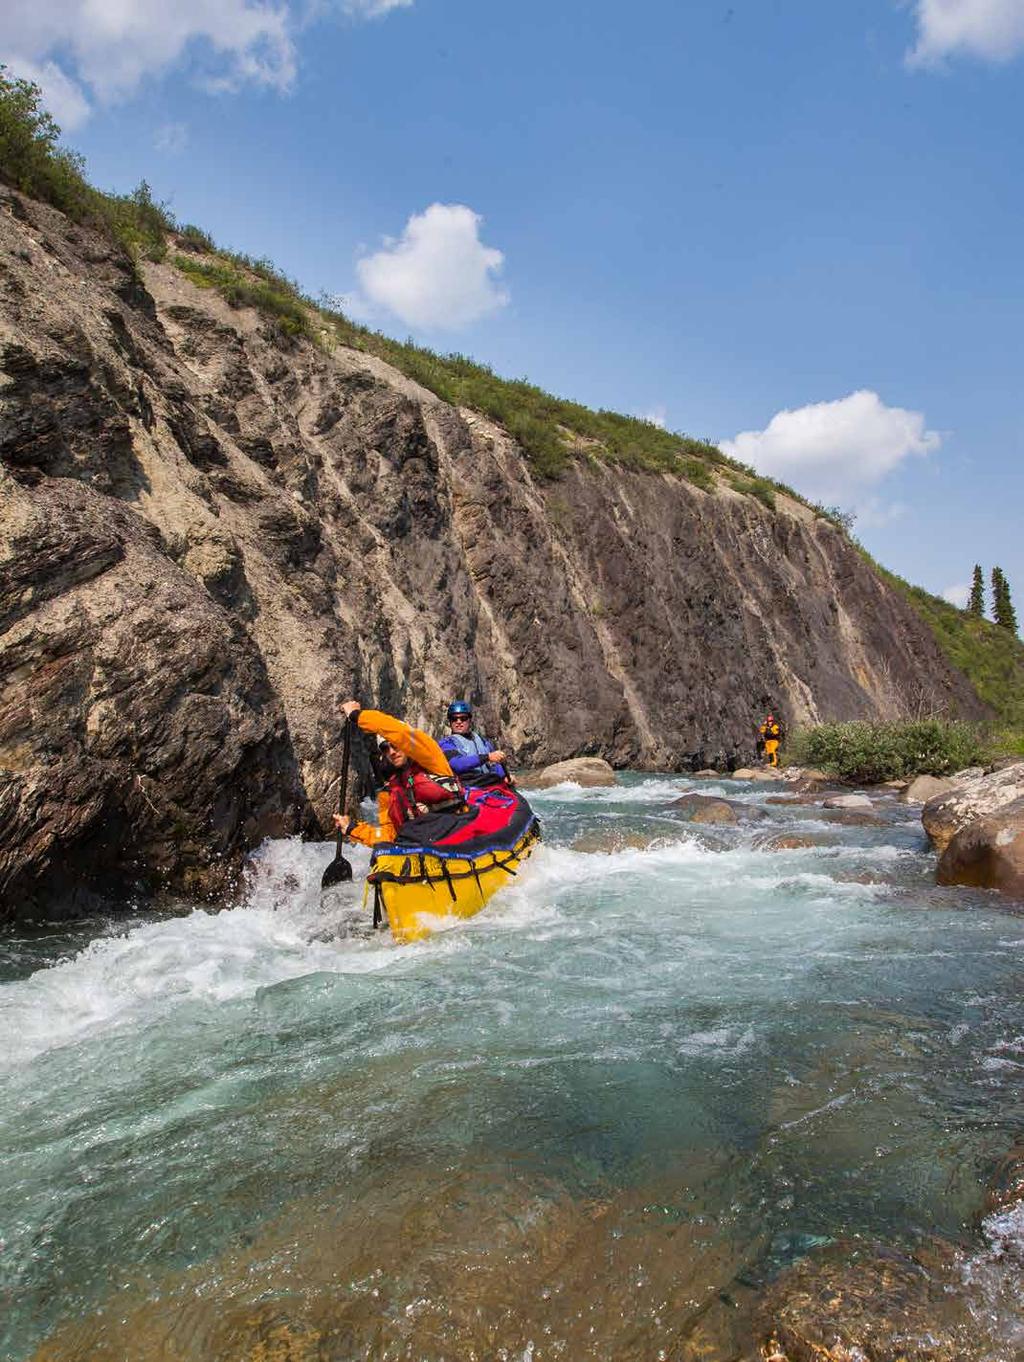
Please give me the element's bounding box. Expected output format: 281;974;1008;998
2;773;1023;1360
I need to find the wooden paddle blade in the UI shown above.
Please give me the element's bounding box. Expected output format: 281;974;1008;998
321;853;353;888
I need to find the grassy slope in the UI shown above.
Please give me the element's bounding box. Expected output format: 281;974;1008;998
880;571;1024;739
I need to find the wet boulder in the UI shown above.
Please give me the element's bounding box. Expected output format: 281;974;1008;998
936;796;1024;900
670;794;765;824
901;773;957;805
758;1238;982;1362
755;834;820;851
825;809;887;827
571;829;665;854
823;793;872;810
532;757;617;789
922;762;1024;854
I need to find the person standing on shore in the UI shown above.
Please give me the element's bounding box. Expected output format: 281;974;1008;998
758;713;782;767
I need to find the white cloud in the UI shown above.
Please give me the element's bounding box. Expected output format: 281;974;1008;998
343;0;413;14
720;389;941;504
907;0;1024;65
353;203;509;330
640;405;668;429
2;0;413;126
855;497;909;529
942;582;971;607
155;122;188;154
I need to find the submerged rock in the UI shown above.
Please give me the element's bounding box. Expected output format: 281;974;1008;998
532;757;617;788
758;1238;984;1362
570;828;664;854
755;834;819;851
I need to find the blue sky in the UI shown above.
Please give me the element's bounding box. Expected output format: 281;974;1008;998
6;0;1022;621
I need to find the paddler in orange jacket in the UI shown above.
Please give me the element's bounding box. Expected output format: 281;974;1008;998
333;700;463;847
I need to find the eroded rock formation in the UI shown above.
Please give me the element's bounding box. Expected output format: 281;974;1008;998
0;187;990;917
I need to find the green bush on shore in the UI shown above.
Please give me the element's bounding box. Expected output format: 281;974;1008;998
787;719;987;785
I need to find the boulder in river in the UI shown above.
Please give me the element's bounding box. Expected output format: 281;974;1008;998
922;762;1024;854
692;768;720;778
824;793;873;810
901;774;957;805
670;794;737;824
936;796;1024;900
531;757;617;788
755;834;820;851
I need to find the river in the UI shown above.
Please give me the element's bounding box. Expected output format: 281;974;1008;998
2;774;1023;1360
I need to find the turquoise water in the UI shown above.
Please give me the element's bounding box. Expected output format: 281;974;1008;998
2;774;1023;1359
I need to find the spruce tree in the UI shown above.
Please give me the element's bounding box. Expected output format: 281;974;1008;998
968;564;985;617
992;566;1018;633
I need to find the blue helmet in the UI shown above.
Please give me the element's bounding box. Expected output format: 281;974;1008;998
447;699;472;721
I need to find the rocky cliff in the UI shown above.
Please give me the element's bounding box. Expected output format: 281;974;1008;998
0;188;987;918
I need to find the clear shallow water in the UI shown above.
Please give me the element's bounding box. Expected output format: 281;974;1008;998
2;774;1023;1360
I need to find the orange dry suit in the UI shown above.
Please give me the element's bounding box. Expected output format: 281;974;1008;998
345;709;463;848
758;717;782;767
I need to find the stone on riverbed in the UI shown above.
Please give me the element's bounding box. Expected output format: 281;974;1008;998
755;834;820;851
570;829;668;854
692;768;719;777
671;793;767;824
823;793;873;810
531;757;617;788
757;1236;982;1362
670;794;738;824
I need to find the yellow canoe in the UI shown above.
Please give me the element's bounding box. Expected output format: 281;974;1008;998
366;784;540;943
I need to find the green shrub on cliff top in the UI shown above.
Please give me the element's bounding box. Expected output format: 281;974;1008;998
0;66;91;217
788;719;985;784
174;254;313;339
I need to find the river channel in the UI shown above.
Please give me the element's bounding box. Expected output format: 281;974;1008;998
2;774;1023;1360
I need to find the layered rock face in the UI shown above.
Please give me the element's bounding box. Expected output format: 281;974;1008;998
0;189;988;918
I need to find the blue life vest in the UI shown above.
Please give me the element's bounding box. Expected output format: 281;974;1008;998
441;730;499;775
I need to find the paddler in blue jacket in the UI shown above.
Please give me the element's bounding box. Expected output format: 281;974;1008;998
438;699;508;782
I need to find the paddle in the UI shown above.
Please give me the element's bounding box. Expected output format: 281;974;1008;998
321;715;355;890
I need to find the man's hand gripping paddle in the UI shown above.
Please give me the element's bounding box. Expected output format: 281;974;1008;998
321;715;354;890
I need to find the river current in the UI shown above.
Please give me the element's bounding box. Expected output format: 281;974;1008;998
2;774;1024;1360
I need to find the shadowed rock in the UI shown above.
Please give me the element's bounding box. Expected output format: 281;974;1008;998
936;796;1024;900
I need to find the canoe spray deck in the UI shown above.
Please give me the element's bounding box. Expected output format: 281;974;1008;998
365;784;541;942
